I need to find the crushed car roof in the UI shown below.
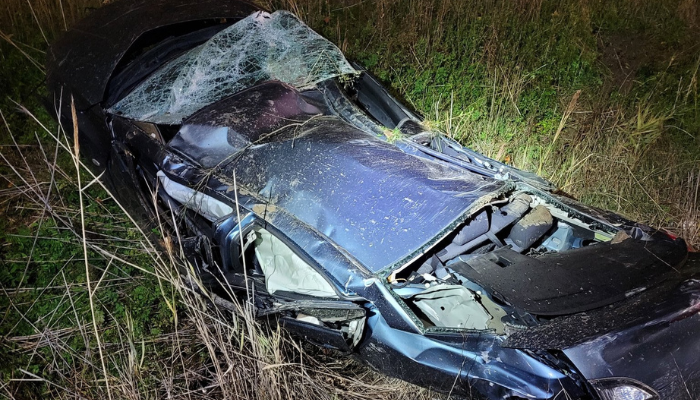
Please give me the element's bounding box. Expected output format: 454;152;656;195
47;0;259;108
170;82;509;272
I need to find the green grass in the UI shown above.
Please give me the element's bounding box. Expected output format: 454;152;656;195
1;4;174;388
1;0;699;398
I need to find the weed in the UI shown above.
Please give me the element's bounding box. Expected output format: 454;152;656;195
382;127;404;143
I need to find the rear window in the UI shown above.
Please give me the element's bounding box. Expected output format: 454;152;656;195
108;11;356;124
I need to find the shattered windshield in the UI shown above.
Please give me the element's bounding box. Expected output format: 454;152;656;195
109;11;356;124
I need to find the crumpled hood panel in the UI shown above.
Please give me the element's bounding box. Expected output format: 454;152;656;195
451;235;688;317
561;255;700;400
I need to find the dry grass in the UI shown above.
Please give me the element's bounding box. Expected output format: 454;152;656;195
1;0;98;40
422;92;700;247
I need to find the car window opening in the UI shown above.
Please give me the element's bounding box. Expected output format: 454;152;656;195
157;171;233;221
105;20;236;107
234;226;362;348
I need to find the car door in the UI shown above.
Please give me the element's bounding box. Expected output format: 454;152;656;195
214;214;366;351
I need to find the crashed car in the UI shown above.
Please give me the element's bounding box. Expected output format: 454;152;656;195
46;0;700;399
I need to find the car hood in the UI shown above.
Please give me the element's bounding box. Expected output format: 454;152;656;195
514;253;700;400
450;232;688;317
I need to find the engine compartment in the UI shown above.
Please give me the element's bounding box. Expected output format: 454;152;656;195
388;190;621;334
437;192;614;261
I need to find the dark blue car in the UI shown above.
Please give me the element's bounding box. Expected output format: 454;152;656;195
46;1;700;399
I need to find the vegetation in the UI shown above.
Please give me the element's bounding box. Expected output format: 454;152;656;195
0;0;698;399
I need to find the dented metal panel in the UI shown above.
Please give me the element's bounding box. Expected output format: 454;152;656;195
562;268;700;400
355;306;591;399
171;81;507;272
504;254;700;350
449;237;687;316
226;119;505;272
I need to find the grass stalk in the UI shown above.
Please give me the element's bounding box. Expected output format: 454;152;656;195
70;98;113;400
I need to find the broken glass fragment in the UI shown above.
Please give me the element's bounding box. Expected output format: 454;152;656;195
110;11;356;124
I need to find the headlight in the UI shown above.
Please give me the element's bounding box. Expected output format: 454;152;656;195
590;378;659;400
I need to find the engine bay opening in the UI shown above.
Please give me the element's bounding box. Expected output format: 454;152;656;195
387;190;621;333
